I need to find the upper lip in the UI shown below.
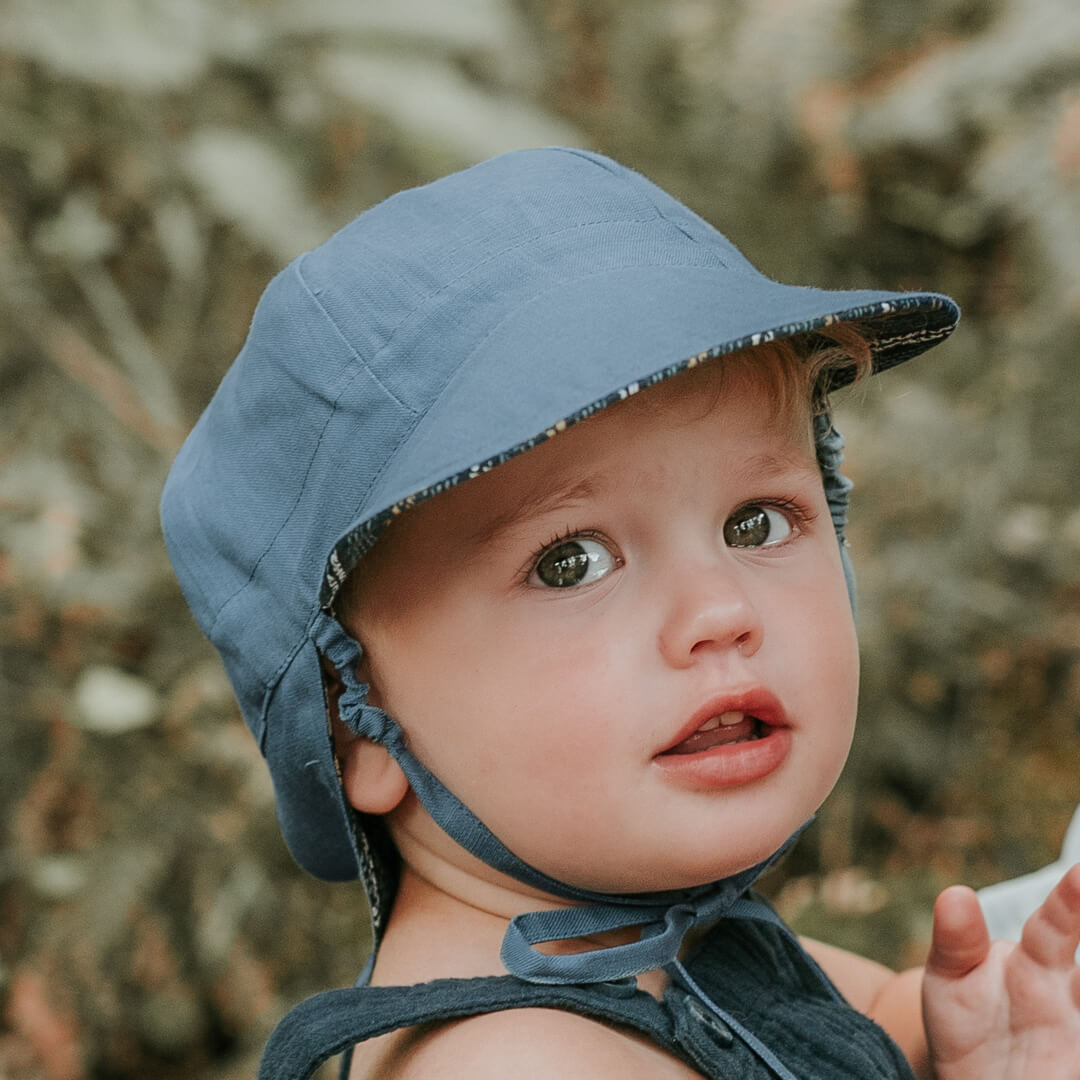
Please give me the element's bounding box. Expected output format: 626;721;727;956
655;688;789;756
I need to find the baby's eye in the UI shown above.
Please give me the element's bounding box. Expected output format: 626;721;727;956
529;537;618;589
723;504;794;548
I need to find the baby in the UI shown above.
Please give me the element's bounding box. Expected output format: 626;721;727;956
161;148;1080;1079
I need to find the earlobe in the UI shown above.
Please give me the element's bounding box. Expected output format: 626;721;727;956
338;737;410;814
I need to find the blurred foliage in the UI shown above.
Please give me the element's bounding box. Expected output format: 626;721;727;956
1;0;1079;1076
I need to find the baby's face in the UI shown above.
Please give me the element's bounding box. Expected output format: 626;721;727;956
350;363;859;894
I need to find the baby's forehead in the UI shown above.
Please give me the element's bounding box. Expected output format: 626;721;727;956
599;355;806;417
395;361;816;534
343;357;821;614
566;358;819;470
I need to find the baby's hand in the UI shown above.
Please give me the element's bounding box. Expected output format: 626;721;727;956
922;863;1080;1079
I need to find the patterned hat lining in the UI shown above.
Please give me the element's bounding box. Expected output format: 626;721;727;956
321;297;957;613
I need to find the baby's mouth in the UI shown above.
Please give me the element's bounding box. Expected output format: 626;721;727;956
659;712;765;756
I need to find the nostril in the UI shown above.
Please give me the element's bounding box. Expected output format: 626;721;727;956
688;629;754;656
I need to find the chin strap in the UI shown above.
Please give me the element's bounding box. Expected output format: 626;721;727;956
316;611;810;986
313;414;852;988
497;833;808;984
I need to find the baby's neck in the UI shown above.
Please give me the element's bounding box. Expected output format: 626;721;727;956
369;864;671;1000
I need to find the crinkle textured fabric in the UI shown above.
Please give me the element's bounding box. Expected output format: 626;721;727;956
258;905;917;1080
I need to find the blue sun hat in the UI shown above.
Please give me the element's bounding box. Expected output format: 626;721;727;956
161;147;958;981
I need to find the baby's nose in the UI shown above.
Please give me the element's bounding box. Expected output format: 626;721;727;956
657;559;764;667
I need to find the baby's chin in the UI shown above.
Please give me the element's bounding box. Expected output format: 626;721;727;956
563;816;821;896
553;851;785;897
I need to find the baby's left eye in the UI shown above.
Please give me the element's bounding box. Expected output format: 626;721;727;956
529;537;617;589
723;505;794;548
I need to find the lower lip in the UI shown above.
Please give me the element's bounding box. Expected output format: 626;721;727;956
652;726;792;789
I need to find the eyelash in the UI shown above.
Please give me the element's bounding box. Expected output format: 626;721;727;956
519;495;817;582
520;526;612;580
738;497;818;538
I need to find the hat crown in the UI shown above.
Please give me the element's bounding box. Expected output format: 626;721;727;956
162;148;756;694
297;148;757;411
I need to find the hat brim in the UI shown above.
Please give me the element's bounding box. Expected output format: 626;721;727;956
322;264;958;608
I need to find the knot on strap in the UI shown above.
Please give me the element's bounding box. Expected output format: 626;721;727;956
498;831;808;985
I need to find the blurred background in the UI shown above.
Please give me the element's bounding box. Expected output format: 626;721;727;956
2;0;1079;1076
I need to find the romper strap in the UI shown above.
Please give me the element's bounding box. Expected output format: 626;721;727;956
257;975;677;1080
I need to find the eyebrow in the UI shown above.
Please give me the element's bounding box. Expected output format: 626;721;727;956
733;450;820;484
462;448;817;550
465;476;604;549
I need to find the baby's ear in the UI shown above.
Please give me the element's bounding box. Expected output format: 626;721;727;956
337;735;409;815
321;654;409;815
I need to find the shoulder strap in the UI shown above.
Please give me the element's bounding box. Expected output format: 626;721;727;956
257;975;676;1080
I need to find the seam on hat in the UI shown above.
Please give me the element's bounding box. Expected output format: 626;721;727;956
361;215;673;392
262;618;318;733
296;254;417;415
351;255;736;509
207;261;419;644
206;389;342;642
556;148;716;249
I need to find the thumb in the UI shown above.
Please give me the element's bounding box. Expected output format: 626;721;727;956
927;885;992;979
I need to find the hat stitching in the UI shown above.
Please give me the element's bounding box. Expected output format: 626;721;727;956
205;313;418;643
354;212;703;397
330;253;746;570
555;148;729;250
320;293;954;611
296;254;419;416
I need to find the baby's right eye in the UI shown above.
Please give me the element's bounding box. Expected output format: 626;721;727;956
528;536;618;589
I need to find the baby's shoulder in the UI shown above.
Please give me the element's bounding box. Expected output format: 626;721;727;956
360;1005;703;1080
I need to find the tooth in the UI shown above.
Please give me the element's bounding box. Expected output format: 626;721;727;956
719;712;744;726
698;715;721;731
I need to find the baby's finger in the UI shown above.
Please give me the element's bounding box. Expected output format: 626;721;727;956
1019;862;1080;970
927;885;991;979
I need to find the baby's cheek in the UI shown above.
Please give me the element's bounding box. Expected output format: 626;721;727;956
518;636;628;728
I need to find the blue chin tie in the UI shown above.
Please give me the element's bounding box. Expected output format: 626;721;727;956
315;413;856;988
316;614;815;987
317;626;840;1080
309;412;855;1079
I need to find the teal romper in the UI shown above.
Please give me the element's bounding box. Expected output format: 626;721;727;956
258;912;917;1079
